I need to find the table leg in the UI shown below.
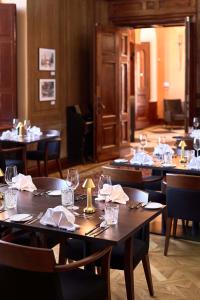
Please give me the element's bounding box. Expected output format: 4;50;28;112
23;145;28;175
124;236;134;300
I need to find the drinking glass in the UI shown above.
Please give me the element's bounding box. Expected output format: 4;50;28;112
158;136;166;161
193;138;200;156
98;174;112;202
139;134;147;152
24;120;31;132
66;168;79;206
193;117;200;130
5;166;18;187
12;118;19;129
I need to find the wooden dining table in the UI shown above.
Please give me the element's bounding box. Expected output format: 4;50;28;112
0;131;59;174
0;186;164;300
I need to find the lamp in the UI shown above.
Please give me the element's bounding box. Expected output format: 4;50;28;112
0;168;4;177
82;178;96;214
16;122;25;136
179;140;187;163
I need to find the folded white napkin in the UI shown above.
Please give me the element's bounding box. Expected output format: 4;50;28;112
153;144;174;156
130;152;153;165
190;129;200;138
40;205;78;231
96;184;129;204
29;126;42;136
187;157;200;170
11;173;37;192
1;130;16;140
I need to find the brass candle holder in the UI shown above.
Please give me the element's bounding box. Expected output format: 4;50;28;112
16;122;25;136
179;140;187;163
82;178;96;214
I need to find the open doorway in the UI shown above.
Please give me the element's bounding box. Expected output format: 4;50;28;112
131;26;185;131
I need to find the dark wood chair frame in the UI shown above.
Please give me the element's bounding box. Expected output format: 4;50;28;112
0;239;112;300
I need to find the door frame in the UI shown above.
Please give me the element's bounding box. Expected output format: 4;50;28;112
111;15;196;132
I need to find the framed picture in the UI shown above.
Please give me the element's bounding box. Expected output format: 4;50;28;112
39;79;56;101
39;48;56;71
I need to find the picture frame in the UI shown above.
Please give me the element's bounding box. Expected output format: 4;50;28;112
39;48;56;71
39;79;56;101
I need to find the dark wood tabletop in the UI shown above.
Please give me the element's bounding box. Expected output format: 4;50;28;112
0;186;164;245
0;132;59;146
111;157;200;176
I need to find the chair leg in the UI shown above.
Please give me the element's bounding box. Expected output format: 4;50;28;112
164;217;173;256
37;160;41;176
56;159;63;179
44;159;48;177
142;254;154;296
173;219;178;238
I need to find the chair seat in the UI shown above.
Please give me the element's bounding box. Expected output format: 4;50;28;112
26;150;58;161
0;265;107;300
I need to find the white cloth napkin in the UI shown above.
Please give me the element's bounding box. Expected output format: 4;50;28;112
11;173;37;192
1;130;16;140
40;205;78;231
187;157;200;170
96;184;129;204
130;152;153;165
153;144;174;156
28;126;42;136
190;129;200;138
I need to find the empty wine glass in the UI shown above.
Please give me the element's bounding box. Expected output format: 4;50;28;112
193;138;200;157
139;134;147;152
24;120;31;132
98;174;112;203
66;168;79;206
193;117;200;130
13;118;19;129
5;166;18;187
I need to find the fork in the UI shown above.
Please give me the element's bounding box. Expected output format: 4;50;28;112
25;212;43;225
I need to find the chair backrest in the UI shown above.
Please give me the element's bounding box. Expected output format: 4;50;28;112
33;177;67;190
166;173;200;221
164;99;183;114
102;165;144;188
38;130;61;154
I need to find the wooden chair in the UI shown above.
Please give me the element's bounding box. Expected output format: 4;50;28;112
0;239;112;300
102;165;165;204
26;130;63;178
163;99;184;127
0;145;26;174
64;187;154;299
164;174;200;256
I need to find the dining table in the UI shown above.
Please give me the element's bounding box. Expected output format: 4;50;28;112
111;155;200;176
0;185;165;300
0;131;59;174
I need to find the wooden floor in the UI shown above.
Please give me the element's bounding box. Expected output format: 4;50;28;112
110;234;200;300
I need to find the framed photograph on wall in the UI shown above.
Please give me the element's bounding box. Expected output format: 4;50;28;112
39;48;56;71
39;79;56;101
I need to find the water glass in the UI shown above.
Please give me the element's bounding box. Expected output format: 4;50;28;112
61;188;74;207
139;134;147;152
163;152;172;165
105;203;119;225
4;189;17;209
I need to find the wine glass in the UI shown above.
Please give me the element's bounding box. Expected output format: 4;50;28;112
158;136;166;161
193;117;199;130
193;138;200;157
5;166;18;187
98;174;112;203
12;118;19;129
66;168;79;206
139;134;147;152
24;120;31;132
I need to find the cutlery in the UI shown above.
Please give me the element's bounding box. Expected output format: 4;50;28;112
85;222;102;235
93;225;110;237
25;212;43;225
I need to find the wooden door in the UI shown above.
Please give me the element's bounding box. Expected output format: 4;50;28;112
185;16;196;131
94;26;130;162
134;42;150;130
0;4;17;125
